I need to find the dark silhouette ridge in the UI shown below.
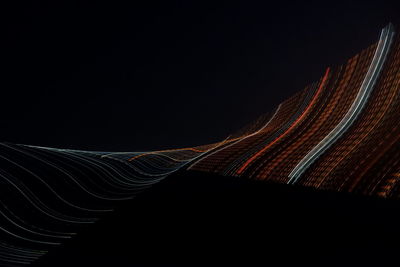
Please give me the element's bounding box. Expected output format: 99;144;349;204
35;170;400;266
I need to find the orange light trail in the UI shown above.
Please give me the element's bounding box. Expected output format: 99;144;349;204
236;67;331;175
127;138;238;161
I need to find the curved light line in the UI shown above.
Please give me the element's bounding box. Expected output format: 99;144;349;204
288;24;395;184
236;67;331;175
221;83;317;176
0;172;95;224
188;104;282;170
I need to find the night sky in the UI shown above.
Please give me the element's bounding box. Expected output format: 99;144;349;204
2;1;400;152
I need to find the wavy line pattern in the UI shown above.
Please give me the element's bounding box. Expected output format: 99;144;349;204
192;23;400;196
0;142;226;265
2;23;400;265
288;24;395;184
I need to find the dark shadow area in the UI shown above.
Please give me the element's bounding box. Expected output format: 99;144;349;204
33;170;400;266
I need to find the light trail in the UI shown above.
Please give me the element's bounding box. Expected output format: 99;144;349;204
288;23;395;184
236;67;331;175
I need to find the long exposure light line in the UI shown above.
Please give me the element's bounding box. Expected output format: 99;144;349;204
188;104;282;170
236;67;331;175
288;23;395;184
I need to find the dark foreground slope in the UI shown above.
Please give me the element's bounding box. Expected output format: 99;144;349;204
35;170;400;266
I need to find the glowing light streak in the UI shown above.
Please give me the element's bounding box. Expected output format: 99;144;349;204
288;24;395;184
236;67;331;175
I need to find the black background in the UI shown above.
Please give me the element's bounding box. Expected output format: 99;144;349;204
2;0;400;151
2;2;400;266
